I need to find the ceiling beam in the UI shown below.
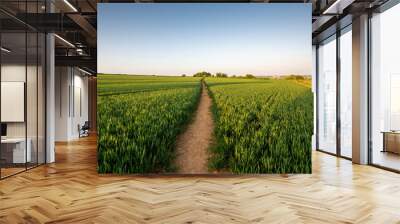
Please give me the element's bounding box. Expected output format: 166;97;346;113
55;55;96;72
67;13;97;39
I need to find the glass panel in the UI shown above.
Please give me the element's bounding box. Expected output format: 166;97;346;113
26;0;39;169
0;1;46;178
312;45;317;150
371;4;400;171
38;32;46;165
27;31;38;169
1;31;27;177
318;36;337;154
340;28;352;158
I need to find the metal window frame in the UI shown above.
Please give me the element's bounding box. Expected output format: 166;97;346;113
315;23;353;161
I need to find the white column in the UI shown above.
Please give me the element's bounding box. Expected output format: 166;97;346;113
46;34;55;163
46;32;55;163
352;14;369;164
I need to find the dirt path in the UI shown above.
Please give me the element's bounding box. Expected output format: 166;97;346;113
175;82;214;174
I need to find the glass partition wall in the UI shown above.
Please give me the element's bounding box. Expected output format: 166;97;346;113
370;3;400;171
0;4;46;179
316;25;353;159
317;35;337;154
339;27;352;158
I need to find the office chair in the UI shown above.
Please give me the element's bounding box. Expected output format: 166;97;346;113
79;121;90;138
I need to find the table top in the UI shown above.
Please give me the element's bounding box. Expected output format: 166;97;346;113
1;138;30;143
381;131;400;134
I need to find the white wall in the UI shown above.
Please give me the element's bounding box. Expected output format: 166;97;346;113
1;64;37;138
55;67;89;141
1;63;46;164
71;72;89;138
55;66;70;141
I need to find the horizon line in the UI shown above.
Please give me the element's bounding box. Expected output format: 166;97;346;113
98;73;312;77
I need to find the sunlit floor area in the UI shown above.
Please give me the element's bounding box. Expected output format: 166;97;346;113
0;136;400;223
372;150;400;171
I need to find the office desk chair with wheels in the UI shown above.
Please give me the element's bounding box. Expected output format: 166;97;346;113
78;121;90;138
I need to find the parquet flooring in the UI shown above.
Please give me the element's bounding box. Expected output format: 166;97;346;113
1;136;400;223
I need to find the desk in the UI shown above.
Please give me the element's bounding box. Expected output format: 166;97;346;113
1;138;31;163
381;131;400;154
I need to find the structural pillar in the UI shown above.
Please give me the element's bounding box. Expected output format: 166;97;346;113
46;1;55;163
352;14;369;164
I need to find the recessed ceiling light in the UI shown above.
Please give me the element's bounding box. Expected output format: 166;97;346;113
1;47;11;53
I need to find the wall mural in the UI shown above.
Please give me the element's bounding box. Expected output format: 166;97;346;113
97;3;313;174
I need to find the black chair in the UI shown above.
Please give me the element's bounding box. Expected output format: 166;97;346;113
79;121;90;138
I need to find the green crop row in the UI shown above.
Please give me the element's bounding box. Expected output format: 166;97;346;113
98;75;201;173
98;74;201;96
205;78;313;174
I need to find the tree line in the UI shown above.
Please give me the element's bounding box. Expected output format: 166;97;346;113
185;71;255;79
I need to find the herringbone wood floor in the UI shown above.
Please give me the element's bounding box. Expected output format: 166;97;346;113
1;136;400;224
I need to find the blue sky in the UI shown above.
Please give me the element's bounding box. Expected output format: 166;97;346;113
98;3;311;76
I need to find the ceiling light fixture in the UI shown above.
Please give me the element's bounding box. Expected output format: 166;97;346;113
78;67;92;76
323;0;341;14
1;47;11;53
322;0;354;15
63;0;78;12
54;34;75;48
76;48;84;55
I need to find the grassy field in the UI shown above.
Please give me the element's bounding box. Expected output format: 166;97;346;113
205;78;313;173
97;74;313;174
98;75;201;173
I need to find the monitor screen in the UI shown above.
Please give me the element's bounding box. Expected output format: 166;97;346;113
1;123;7;137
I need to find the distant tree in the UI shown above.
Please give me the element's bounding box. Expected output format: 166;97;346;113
181;74;186;77
285;75;305;80
215;72;228;78
296;75;305;80
245;74;255;79
232;75;236;78
193;71;212;77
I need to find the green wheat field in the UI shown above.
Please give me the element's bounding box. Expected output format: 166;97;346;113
97;74;313;174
